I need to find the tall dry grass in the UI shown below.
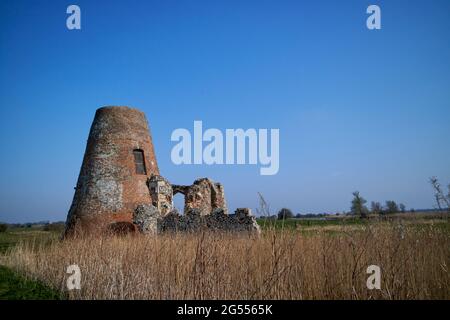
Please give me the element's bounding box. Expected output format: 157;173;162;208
1;223;449;300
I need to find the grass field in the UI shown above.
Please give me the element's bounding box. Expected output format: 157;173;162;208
0;265;62;299
0;214;449;300
0;225;64;299
0;227;61;254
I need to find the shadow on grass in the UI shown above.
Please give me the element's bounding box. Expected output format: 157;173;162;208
0;265;63;300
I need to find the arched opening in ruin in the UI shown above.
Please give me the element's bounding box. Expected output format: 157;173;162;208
173;192;185;214
172;185;189;215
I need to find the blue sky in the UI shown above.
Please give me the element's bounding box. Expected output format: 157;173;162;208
0;0;449;223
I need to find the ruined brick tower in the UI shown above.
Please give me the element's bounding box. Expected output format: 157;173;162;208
65;106;159;235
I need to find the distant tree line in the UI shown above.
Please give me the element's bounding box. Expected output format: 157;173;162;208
0;221;65;232
349;176;450;219
350;191;407;219
259;210;332;221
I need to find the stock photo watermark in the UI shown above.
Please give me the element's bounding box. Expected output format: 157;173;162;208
366;265;381;290
171;121;280;176
367;5;381;30
65;4;380;31
66;5;81;30
66;264;81;290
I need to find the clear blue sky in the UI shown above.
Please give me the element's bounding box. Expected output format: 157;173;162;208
1;0;449;223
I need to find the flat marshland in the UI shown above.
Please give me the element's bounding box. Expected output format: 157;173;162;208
0;215;448;300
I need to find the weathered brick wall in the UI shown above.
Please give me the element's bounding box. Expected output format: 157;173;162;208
65;106;159;236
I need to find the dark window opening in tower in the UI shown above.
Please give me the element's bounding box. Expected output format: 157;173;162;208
133;149;147;175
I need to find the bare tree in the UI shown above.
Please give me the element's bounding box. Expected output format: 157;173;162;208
256;192;271;217
429;176;450;212
370;201;382;215
399;203;406;213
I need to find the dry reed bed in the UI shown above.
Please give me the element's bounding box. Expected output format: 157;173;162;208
2;223;449;299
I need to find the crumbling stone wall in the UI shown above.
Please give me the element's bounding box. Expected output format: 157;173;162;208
134;206;260;235
133;204;159;235
173;178;228;215
147;175;173;215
